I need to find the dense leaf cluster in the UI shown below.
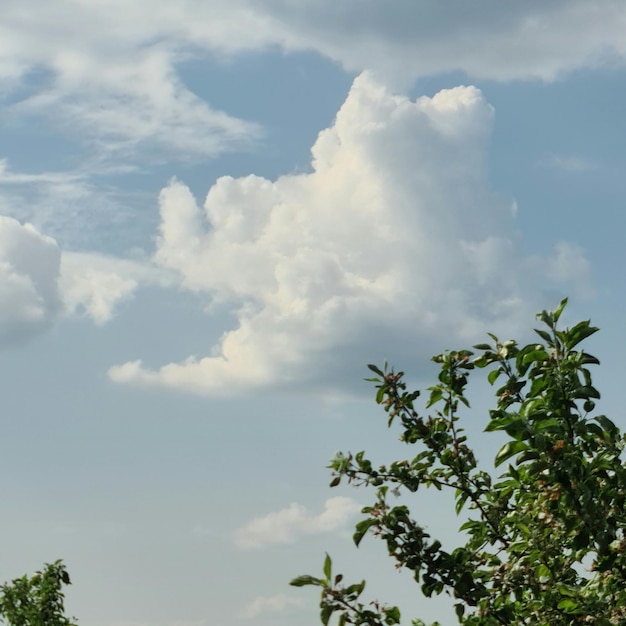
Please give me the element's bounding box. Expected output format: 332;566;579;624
292;300;626;625
0;561;78;626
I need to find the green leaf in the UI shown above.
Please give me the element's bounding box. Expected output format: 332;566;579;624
557;583;578;597
320;603;333;625
595;414;619;438
376;386;386;404
515;449;540;464
353;519;377;547
564;320;598;349
367;364;385;376
581;352;600;365
323;553;332;581
536;563;551;583
426;386;443;408
534;328;553;344
455;491;469;515
473;343;492;351
557;598;581;614
521;349;549;366
553;297;568;323
384;606;401;624
494;441;529;467
533;417;561;433
538;309;553;329
574;385;600;400
487;368;501;385
346;581;366;597
290;575;325;587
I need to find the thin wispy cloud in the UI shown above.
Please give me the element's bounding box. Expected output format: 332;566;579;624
1;6;262;163
0;156;156;252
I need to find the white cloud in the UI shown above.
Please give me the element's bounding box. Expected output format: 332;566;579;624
0;216;62;345
108;73;589;396
240;593;304;619
258;0;626;84
0;2;261;163
234;496;361;549
0;2;622;260
1;1;626;168
0;212;170;339
0;156;153;252
3;2;626;101
59;251;176;324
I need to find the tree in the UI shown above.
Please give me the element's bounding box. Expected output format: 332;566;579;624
0;560;78;626
291;299;626;625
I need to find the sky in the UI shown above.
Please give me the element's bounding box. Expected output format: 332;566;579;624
1;2;625;625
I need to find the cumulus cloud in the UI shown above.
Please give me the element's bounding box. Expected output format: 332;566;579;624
0;216;62;344
108;73;590;395
0;212;169;340
240;594;303;619
234;497;361;549
59;251;176;324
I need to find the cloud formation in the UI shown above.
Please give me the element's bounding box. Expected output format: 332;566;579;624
0;2;261;163
0;216;62;345
261;0;626;83
108;73;591;395
60;252;175;325
2;2;626;166
234;497;361;549
1;2;622;258
0;213;168;341
0;157;146;251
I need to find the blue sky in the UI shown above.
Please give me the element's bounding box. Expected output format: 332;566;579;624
1;2;625;625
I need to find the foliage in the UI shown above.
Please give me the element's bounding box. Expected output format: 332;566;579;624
291;299;626;625
0;560;78;626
